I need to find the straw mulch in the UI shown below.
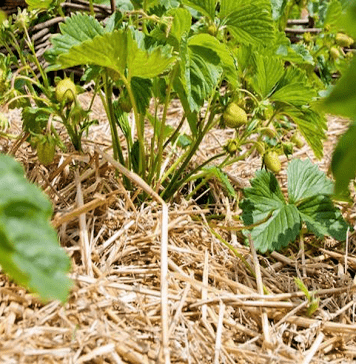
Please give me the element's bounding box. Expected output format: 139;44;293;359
0;96;356;364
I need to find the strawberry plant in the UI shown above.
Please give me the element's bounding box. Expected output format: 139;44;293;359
0;154;72;302
42;1;336;201
240;159;348;253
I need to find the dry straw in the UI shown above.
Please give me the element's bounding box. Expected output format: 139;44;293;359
0;97;355;363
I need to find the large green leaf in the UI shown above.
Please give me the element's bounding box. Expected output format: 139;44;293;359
298;195;348;241
173;34;223;131
342;2;356;38
270;0;289;21
252;54;284;98
282;106;327;159
182;0;216;20
326;58;356;119
240;170;300;253
223;3;274;46
51;22;175;80
54;30;129;75
240;159;348;253
287;158;333;203
167;8;192;44
187;34;237;86
330;121;356;195
0;155;72;302
26;0;52;9
241;170;286;224
248;204;301;253
220;0;272;20
130;44;176;79
50;13;104;55
270;82;316;107
324;0;343;30
131;77;152;113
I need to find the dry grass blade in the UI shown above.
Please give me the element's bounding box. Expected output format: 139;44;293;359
95;147;170;364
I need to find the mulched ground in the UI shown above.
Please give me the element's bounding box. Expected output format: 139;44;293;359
0;95;355;364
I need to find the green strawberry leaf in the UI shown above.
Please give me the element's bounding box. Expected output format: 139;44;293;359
25;0;53;10
241;170;286;224
330;121;356;196
0;155;72;302
326;58;356;119
240;159;349;253
298;195;348;241
252;54;284;98
223;2;275;46
205;166;237;198
287;158;333;203
182;0;216;20
324;0;343;30
282;106;327;160
49;19;176;80
166;8;192;45
131;77;152;114
248;204;301;253
241;170;301;253
50;13;104;55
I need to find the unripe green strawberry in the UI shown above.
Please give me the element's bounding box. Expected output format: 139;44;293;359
55;78;77;104
330;47;340;60
291;132;304;148
336;33;354;48
225;139;238;155
223;102;247;128
254;141;265;155
118;97;132;113
263;151;281;173
36;136;56;165
207;24;217;36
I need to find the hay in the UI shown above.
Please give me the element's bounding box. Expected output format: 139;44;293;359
0;96;355;363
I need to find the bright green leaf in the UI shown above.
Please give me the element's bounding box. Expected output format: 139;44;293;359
0;155;72;302
223;3;274;46
331;121;356;195
287;158;333;203
298;194;348;241
326;58;356;119
182;0;216;20
252;54;284;98
167;8;192;43
241;160;348;252
271;82;316;107
282;106;326;159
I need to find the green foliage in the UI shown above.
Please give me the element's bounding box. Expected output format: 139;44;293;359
240;159;348;253
325;2;356;196
0;154;72;302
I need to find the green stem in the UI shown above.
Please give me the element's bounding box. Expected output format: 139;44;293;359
102;74;125;165
154;65;178;184
89;0;95;16
161;93;218;200
23;26;49;89
124;77;145;176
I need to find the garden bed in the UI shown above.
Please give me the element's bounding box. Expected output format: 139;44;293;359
0;97;355;363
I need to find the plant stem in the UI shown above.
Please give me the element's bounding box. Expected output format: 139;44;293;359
89;0;95;17
122;76;146;176
161;92;218;200
154;65;178;185
101;74;125;164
